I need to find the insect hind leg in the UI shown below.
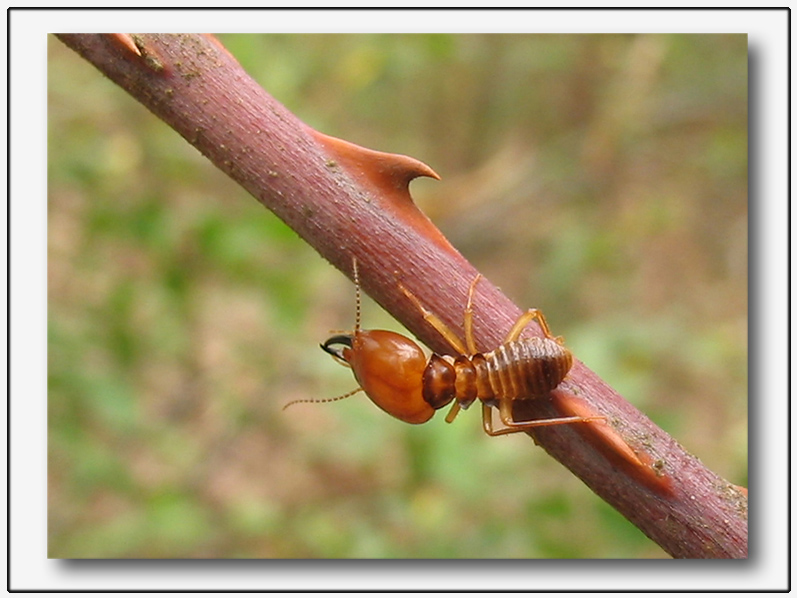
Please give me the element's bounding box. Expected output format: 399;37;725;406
482;400;605;436
504;308;563;344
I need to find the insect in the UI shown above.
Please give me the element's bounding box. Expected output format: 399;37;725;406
284;261;604;436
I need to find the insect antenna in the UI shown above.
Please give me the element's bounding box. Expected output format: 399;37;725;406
282;387;363;411
282;258;364;412
352;257;361;333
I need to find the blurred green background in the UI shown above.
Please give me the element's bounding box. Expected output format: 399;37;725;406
48;34;747;559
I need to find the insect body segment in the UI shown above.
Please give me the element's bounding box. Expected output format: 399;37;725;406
286;261;603;436
321;329;433;424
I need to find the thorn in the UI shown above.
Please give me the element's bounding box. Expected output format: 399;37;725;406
110;33;141;57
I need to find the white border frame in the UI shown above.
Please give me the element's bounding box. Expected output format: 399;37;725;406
9;7;786;591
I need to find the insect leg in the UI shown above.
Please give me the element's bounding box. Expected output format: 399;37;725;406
481;399;605;436
503;308;563;344
398;281;468;354
444;401;462;423
463;274;482;355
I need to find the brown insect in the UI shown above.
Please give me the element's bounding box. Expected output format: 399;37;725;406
285;261;603;435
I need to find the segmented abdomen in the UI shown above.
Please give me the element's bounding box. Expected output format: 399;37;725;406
473;337;572;400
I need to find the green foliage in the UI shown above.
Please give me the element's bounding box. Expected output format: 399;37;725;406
48;34;746;559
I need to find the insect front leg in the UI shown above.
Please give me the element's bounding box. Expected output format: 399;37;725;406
463;273;482;354
398;281;468;355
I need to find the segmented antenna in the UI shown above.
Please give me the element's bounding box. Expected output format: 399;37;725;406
282;387;363;411
352;257;361;333
282;258;364;412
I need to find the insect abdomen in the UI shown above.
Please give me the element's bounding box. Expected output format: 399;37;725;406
478;337;573;400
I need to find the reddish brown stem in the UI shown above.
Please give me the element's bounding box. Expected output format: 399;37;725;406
55;33;747;558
